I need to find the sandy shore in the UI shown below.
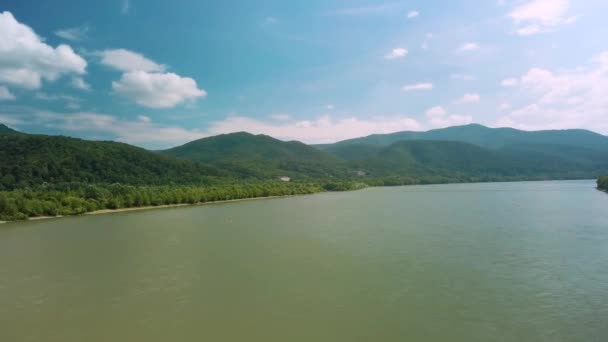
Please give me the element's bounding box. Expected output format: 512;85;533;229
1;195;297;224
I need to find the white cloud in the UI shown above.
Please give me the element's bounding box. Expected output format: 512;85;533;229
98;49;166;72
501;78;519;87
112;70;207;108
497;51;608;133
137;115;151;123
422;32;433;50
206;115;422;144
54;26;89;41
499;103;511;111
402;83;433;91
28;110;204;148
508;0;575;35
456;93;481;104
451;73;475;81
407;11;419;19
98;49;206;109
0;11;87;89
326;104;335;110
71;77;91;91
458;42;480;52
0;86;15;101
12;109;423;146
425;106;473;128
384;48;408;60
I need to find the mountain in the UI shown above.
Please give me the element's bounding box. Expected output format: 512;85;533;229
351;140;592;180
0;133;222;190
162;132;346;178
318;124;608;153
318;124;608;176
0;124;20;134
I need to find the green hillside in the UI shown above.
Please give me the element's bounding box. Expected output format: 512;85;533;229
0;133;222;190
162;132;347;178
319;124;608;152
0;124;20;134
354;140;547;178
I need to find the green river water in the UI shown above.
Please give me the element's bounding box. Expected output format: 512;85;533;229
1;180;607;341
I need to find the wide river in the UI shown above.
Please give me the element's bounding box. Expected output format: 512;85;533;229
1;180;607;341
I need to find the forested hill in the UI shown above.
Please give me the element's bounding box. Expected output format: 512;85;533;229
317;124;608;176
2;122;608;220
0;133;223;190
2;123;608;192
317;124;608;151
161;132;347;178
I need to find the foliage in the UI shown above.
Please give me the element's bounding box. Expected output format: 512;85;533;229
0;182;325;221
598;176;608;191
0;134;222;190
162;132;348;178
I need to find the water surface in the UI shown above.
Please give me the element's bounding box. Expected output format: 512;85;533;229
1;180;607;341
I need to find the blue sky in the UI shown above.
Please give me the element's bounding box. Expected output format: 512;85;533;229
1;0;608;148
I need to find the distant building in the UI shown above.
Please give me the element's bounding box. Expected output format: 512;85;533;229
279;176;291;182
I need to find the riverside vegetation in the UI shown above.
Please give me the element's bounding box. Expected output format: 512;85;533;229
598;176;608;191
2;123;608;221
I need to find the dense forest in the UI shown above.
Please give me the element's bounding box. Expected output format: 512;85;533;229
598;176;608;191
2;123;608;221
0;182;327;221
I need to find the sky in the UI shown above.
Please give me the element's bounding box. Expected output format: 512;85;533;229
1;0;608;148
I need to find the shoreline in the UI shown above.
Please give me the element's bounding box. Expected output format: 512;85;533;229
1;178;600;225
0;194;302;224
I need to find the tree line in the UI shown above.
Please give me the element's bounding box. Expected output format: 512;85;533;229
0;182;325;221
598;176;608;191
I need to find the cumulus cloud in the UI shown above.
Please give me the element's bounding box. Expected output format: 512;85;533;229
205;115;422;144
501;78;519;87
456;93;481;104
71;77;91;91
112;70;207;108
137;115;151;123
497;51;608;133
98;49;206;108
0;11;87;89
425;106;473;128
0;86;16;101
54;26;89;41
407;11;419;19
458;42;480;52
23;110;205;148
402;83;433;91
98;49;166;72
7;108;424;147
508;0;575;35
384;48;408;60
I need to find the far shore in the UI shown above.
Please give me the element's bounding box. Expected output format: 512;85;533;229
1;179;600;225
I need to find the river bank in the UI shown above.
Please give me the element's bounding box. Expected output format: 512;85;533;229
0;194;307;224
